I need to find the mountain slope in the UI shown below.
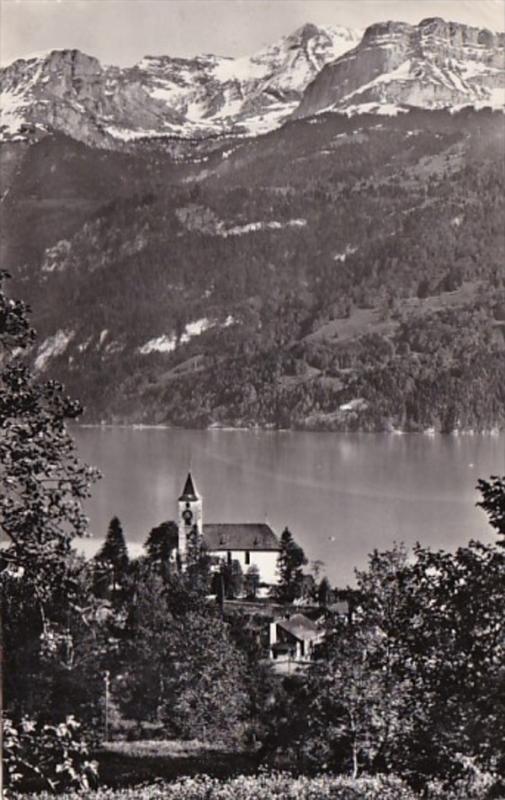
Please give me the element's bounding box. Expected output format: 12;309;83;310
295;17;505;118
8;108;504;432
0;24;360;146
1;18;504;432
0;133;183;271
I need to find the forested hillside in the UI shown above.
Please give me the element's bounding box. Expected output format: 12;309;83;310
3;108;505;431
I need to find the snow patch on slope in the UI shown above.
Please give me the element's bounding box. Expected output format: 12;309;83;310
334;244;358;262
221;218;307;237
139;316;235;355
41;239;72;272
105;125;168;141
139;334;176;355
35;330;75;370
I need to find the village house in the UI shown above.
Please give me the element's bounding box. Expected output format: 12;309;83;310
176;472;281;585
269;612;325;672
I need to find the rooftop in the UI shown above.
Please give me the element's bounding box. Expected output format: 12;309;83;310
203;523;280;551
276;613;321;641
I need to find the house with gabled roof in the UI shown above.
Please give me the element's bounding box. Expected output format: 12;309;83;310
269;612;325;672
176;472;281;585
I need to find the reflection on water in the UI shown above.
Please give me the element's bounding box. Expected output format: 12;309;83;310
74;427;504;586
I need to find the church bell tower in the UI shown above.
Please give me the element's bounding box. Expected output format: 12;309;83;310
178;472;202;560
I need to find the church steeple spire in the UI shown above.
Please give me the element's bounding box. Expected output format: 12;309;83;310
179;472;198;502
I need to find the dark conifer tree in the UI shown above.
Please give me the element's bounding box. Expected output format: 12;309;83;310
144;520;178;577
96;516;129;596
318;576;332;608
275;527;307;603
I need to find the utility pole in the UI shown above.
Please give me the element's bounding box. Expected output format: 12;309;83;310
104;670;110;743
219;569;225;618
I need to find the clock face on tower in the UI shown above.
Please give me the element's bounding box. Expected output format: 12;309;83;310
182;506;193;525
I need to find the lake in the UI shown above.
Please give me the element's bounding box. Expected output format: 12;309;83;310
74;427;504;586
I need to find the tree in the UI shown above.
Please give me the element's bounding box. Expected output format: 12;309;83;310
0;273;100;731
220;559;244;599
0;272;98;608
477;475;505;541
2;551;115;725
396;541;505;785
117;567;249;742
144;520;178;569
0;273;97;703
274;527;307;603
310;559;325;582
244;565;260;599
161;609;249;742
289;540;505;787
317;576;332;607
95;517;129;597
301;546;413;778
117;570;171;721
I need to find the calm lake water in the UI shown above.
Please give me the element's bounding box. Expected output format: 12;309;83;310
74;427;505;586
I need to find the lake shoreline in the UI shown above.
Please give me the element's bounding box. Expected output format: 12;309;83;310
76;422;503;436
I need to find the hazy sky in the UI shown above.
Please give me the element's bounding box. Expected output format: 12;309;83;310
1;0;504;66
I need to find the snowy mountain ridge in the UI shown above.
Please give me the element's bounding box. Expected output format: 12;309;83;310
0;17;503;149
0;23;361;146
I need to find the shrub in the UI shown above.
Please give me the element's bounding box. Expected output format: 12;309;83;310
426;756;503;800
14;771;417;799
3;716;98;793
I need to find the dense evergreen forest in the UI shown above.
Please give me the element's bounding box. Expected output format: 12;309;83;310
2;108;504;430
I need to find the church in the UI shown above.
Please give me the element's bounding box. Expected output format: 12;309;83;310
176;472;281;585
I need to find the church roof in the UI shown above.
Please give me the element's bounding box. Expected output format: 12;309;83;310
203;523;280;552
179;472;199;501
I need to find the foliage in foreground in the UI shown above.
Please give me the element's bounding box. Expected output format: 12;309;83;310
13;767;503;800
3;716;97;793
0;276;100;790
0;271;98;596
12;772;418;799
477;475;505;541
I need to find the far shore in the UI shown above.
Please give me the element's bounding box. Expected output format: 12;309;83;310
75;422;503;436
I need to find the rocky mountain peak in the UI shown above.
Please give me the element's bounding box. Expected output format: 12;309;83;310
0;23;361;145
289;22;323;43
1;18;503;147
294;17;505;119
362;20;412;41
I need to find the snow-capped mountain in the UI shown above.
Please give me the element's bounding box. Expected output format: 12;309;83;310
1;18;503;149
295;17;505;118
0;23;360;146
136;23;360;135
